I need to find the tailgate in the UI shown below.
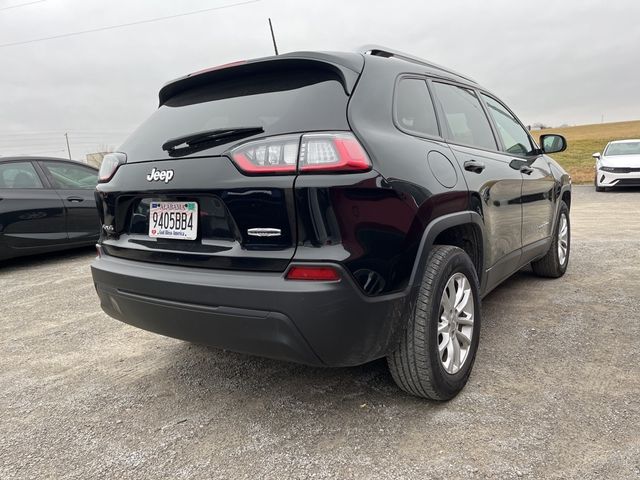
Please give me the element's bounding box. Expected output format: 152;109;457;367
97;157;296;272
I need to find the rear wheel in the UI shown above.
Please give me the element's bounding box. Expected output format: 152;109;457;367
531;201;570;278
387;245;481;401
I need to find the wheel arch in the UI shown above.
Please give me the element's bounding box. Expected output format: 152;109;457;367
408;212;486;292
561;188;571;210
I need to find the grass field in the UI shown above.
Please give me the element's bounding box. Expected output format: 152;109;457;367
529;120;640;184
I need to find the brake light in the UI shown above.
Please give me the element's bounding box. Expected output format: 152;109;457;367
229;132;371;175
189;60;247;77
98;152;127;183
285;265;341;281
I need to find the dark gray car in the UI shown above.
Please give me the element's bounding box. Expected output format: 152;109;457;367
0;156;100;261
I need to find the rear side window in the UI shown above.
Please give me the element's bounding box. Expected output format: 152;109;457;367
0;162;43;189
41;161;98;189
432;82;497;151
481;94;534;156
120;67;350;160
395;78;439;137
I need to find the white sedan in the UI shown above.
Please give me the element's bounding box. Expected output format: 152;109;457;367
594;139;640;191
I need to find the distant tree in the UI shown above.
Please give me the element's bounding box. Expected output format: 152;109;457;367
532;122;549;130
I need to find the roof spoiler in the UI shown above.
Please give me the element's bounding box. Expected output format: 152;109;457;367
158;52;364;106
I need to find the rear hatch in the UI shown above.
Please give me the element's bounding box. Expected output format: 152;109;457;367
96;54;363;272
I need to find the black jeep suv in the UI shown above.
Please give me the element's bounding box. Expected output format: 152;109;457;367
91;47;571;400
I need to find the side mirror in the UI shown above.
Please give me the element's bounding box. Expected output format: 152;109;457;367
592;152;601;160
540;134;567;154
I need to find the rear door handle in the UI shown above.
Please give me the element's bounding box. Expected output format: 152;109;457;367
464;160;486;174
520;166;534;175
66;196;84;202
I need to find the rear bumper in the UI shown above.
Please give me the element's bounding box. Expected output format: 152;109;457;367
91;253;412;367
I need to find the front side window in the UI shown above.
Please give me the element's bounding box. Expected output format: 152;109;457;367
395;78;439;137
0;162;43;189
41;162;98;189
481;94;534;156
432;82;497;151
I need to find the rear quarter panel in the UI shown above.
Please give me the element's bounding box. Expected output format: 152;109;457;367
293;56;470;295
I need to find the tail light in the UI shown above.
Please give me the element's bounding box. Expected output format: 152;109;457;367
285;265;341;281
229;132;371;175
98;152;127;183
299;133;370;172
229;134;299;174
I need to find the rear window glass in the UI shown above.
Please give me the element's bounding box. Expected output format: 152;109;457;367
0;162;42;189
41;161;98;189
395;78;439;137
120;67;350;160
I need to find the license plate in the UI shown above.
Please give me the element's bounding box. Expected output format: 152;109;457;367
148;201;198;240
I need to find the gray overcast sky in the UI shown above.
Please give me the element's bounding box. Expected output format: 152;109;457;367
1;0;639;160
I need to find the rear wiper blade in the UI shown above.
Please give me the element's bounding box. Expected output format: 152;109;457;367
162;126;264;152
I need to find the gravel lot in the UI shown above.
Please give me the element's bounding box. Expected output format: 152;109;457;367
1;185;639;479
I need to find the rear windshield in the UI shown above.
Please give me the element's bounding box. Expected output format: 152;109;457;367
120;67;350;161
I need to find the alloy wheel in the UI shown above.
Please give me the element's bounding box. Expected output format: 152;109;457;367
558;213;569;266
438;272;475;375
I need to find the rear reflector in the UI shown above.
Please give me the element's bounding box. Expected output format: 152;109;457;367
285;265;341;281
229;132;371;175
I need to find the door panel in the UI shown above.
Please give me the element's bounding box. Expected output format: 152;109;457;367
520;156;556;247
477;94;556;251
38;161;100;243
450;145;523;269
0;161;66;251
55;188;101;242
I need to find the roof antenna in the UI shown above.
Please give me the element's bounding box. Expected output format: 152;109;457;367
268;18;279;55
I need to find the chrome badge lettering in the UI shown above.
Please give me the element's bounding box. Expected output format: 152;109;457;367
247;228;281;237
146;167;175;183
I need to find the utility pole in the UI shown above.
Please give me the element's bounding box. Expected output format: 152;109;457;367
268;18;279;55
64;132;72;160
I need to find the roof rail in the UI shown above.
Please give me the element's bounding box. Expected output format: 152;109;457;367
358;45;476;84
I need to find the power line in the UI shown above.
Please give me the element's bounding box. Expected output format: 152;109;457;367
13;148;67;155
0;0;46;12
0;0;261;48
0;126;136;138
0;133;130;139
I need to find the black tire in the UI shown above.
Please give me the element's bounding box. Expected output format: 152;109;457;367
531;201;570;278
387;245;481;401
595;174;605;192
